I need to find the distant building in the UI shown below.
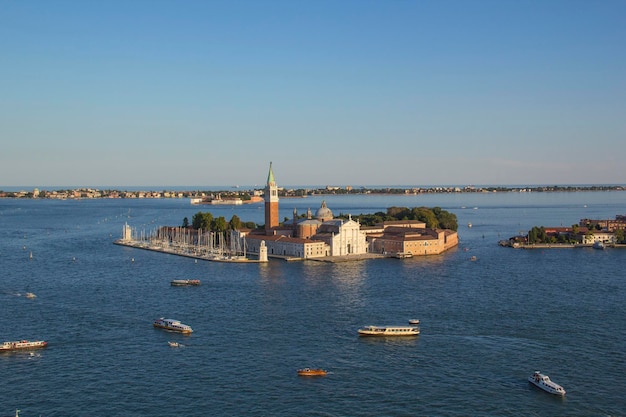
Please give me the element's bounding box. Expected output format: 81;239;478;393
579;215;626;232
580;230;616;245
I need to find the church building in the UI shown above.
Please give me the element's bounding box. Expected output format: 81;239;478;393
244;163;458;260
245;163;368;259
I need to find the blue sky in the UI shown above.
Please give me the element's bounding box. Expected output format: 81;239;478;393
1;0;624;187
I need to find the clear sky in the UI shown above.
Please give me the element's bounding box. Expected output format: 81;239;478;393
1;0;624;187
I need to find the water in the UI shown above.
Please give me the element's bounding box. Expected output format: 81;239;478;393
1;192;625;416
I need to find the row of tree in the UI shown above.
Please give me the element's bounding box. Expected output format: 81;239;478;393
337;206;458;231
184;212;257;232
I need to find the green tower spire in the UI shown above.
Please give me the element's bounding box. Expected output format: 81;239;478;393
267;162;275;185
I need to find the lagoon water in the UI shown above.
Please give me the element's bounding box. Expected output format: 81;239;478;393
1;191;625;416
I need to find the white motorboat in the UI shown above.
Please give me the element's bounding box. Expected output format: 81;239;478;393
153;318;193;334
528;371;566;396
358;325;420;337
408;319;420;325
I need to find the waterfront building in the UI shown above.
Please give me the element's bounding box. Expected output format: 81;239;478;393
368;225;458;256
247;164;369;258
245;163;457;259
246;234;328;258
580;230;616;245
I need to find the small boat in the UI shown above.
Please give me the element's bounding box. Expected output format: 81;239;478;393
167;341;180;347
470;256;477;261
170;279;201;286
528;371;566;396
408;319;420;325
25;292;36;299
358;325;420;337
297;368;328;376
0;340;48;352
153;318;193;334
592;241;605;250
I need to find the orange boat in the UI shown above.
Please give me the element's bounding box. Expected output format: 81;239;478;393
297;368;327;377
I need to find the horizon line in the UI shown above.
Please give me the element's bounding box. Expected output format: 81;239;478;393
2;183;625;191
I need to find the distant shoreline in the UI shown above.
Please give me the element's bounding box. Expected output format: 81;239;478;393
1;184;624;200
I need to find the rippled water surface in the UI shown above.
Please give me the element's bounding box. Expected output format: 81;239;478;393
1;192;625;416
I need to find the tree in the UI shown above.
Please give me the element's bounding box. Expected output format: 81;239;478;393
528;226;547;243
411;207;439;229
229;215;242;230
387;206;410;218
182;217;189;228
192;211;213;230
434;207;458;230
211;216;227;233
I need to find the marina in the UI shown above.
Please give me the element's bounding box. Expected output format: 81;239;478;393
113;224;267;263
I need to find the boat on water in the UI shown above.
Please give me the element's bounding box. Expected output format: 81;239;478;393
25;292;36;299
170;279;201;286
167;341;182;347
297;368;328;376
592;241;605;250
1;340;48;352
408;319;420;325
153;318;193;334
358;325;420;337
528;371;566;396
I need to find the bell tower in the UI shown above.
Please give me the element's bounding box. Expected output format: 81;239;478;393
264;162;279;232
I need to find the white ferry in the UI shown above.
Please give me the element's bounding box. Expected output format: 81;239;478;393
528;371;566;396
358;325;420;337
0;340;48;352
153;318;193;334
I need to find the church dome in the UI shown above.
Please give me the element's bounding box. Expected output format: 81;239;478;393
315;200;333;221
